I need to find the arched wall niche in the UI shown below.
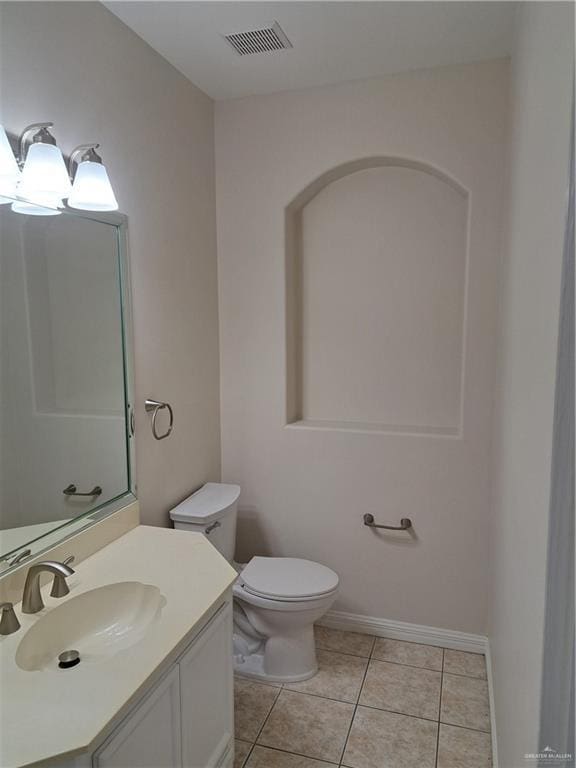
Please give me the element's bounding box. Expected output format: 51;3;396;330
285;157;470;435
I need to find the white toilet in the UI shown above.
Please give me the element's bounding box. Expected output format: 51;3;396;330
170;483;339;683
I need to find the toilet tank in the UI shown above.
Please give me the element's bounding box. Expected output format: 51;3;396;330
169;483;240;562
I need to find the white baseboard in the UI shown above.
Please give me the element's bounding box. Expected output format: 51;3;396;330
484;640;499;768
319;609;489;655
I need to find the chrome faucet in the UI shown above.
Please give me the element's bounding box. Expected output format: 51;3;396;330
22;560;75;614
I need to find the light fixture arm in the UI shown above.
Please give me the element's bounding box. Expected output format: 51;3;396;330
17;122;55;167
69;143;102;180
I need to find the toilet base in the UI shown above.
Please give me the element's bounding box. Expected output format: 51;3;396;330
233;616;321;684
233;650;318;684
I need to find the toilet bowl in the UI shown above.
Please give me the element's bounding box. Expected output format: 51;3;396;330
232;556;338;682
170;484;339;683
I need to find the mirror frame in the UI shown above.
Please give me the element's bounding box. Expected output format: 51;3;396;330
0;203;137;572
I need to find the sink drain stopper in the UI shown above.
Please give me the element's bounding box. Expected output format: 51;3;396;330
58;650;80;669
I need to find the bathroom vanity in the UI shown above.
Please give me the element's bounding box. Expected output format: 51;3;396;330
0;525;237;768
0;139;238;768
0;141;238;768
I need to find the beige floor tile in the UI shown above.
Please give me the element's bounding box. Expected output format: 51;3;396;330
285;649;368;702
437;724;492;767
234;740;253;768
342;706;438;768
372;638;443;671
246;745;335;767
315;626;375;657
257;689;354;763
443;650;487;679
359;659;441;720
234;679;281;741
441;673;491;732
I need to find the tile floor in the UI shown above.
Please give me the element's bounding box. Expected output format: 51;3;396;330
234;627;492;768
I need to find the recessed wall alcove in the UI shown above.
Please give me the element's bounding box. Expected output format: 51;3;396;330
285;157;469;435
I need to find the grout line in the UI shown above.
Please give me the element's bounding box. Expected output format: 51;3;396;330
367;634;377;657
435;649;445;768
236;740;253;768
440;669;488;681
316;646;374;661
282;689;362;706
366;656;444;673
250;742;340;765
239;745;253;768
357;702;442;725
280;686;360;705
369;636;378;660
439;721;494;735
242;683;283;765
439;719;491;735
316;643;374;660
338;654;373;764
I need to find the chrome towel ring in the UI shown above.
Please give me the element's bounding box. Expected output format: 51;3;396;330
145;399;174;440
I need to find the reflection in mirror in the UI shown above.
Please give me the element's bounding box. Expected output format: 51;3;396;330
0;202;133;565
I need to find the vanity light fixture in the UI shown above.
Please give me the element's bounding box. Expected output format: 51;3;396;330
1;122;119;215
68;144;118;211
14;123;71;215
0;125;21;203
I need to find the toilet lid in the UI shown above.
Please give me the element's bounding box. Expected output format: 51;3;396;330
240;557;339;600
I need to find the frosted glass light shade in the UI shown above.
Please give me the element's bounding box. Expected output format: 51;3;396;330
11;196;61;216
18;142;71;202
0;125;21;203
68;160;118;211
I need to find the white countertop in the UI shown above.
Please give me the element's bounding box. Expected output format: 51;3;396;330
0;525;237;767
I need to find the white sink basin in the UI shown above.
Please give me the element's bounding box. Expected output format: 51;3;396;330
16;582;164;671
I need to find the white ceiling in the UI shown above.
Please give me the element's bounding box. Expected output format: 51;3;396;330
105;1;517;100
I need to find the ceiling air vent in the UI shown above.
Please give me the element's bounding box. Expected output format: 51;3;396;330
224;22;292;56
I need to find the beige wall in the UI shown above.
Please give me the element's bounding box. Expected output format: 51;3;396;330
0;2;221;526
489;3;573;764
216;60;509;633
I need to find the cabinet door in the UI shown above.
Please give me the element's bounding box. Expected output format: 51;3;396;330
93;667;182;768
179;602;234;768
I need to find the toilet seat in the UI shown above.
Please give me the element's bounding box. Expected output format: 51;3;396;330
238;556;339;602
233;582;338;612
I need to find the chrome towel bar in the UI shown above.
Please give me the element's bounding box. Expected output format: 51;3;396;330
363;513;412;531
145;398;174;440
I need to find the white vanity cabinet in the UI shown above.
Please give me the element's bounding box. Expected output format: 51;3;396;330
179;601;234;767
93;667;182;768
90;600;233;768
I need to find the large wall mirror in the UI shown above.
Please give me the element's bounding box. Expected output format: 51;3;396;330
0;199;135;570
